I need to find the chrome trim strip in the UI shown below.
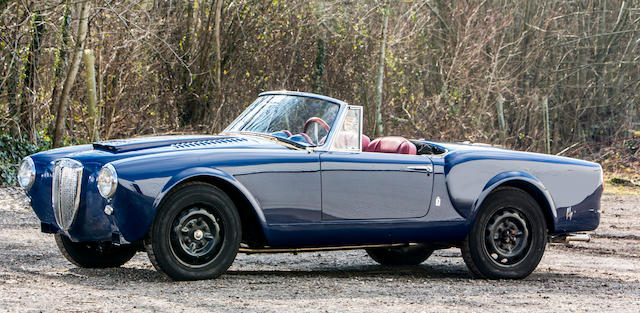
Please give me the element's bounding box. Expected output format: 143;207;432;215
239;243;420;254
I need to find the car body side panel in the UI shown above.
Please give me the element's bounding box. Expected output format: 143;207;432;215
263;220;468;248
26;135;601;248
319;151;434;220
442;148;602;233
263;168;466;248
222;152;321;224
110;148;321;242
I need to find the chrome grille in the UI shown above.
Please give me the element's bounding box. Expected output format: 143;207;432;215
52;158;83;231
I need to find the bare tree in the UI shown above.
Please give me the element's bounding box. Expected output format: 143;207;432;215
52;0;90;147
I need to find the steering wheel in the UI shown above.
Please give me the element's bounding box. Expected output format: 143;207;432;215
302;117;330;145
303;117;330;133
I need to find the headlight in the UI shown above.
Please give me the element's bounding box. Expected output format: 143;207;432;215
18;157;36;190
97;164;118;199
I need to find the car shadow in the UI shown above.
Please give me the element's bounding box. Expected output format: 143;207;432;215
225;263;471;279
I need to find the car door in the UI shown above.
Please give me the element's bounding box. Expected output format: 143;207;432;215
320;151;434;220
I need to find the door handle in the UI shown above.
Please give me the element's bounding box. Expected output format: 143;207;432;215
406;165;433;173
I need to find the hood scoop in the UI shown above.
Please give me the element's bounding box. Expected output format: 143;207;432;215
93;135;221;152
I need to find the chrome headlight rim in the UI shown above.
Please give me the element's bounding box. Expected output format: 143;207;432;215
18;157;36;190
97;163;118;199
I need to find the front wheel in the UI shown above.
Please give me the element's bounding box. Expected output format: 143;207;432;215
461;187;547;279
366;244;434;265
55;234;137;268
145;182;241;281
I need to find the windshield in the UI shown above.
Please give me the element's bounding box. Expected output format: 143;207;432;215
225;95;340;146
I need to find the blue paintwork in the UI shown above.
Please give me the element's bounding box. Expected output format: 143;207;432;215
319;151;434;220
24;92;602;249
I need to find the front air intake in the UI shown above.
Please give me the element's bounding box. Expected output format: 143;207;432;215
52;158;83;232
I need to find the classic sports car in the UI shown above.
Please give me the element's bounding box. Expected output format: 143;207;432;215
18;91;602;281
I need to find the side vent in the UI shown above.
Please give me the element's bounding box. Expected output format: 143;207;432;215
172;137;248;149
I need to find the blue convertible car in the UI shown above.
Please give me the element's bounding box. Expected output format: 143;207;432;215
18;91;602;280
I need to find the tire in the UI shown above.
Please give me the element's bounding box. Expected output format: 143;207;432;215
145;182;241;281
55;234;137;268
461;187;547;279
366;244;434;265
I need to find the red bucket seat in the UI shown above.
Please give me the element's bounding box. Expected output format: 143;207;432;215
366;136;417;155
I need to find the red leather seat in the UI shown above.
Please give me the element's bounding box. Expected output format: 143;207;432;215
367;136;417;155
362;135;370;151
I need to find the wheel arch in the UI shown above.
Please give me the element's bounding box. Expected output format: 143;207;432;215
153;168;268;247
472;172;557;233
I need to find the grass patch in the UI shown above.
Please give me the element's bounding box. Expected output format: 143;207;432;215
604;175;640;195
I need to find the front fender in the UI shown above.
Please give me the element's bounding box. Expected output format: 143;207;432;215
153;167;267;225
112;166;266;243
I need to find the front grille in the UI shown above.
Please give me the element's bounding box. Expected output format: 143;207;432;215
52;158;83;231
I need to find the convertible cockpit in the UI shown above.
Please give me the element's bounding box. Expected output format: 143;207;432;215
224;91;446;156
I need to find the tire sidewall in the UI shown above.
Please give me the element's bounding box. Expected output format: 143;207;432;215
467;188;547;279
149;183;241;280
55;234;137;268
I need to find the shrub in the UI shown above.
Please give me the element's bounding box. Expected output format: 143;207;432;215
0;133;51;186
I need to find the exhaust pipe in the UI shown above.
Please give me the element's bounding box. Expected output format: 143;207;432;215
550;233;591;243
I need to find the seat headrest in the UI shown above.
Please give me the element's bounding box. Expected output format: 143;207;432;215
362;135;371;151
367;136;417;155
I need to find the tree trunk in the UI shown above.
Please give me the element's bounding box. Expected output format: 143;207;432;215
312;37;326;95
7;49;21;137
21;9;45;142
210;0;225;130
374;2;389;137
7;4;24;137
52;0;91;148
83;49;99;142
312;1;326;95
182;0;195;90
214;0;223;94
49;1;71;136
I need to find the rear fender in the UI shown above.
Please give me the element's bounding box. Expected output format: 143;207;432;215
471;171;557;226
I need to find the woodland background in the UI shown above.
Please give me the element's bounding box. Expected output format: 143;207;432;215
1;0;639;185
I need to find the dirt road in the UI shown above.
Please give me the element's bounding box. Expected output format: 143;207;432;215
0;188;638;312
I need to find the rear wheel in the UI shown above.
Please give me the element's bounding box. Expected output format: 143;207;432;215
145;182;241;281
461;187;547;279
366;244;434;265
55;234;137;268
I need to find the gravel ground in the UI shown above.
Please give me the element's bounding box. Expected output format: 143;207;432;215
0;187;639;312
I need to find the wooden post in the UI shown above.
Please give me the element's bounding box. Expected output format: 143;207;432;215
83;49;99;142
542;96;551;154
374;1;390;137
496;93;506;145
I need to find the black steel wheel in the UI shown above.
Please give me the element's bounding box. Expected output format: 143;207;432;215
461;187;547;279
145;182;241;281
366;244;434;265
55;234;137;268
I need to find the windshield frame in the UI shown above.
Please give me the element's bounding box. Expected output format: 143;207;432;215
223;91;348;149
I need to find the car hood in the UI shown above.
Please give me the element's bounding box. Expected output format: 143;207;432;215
92;135;222;152
31;134;290;167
